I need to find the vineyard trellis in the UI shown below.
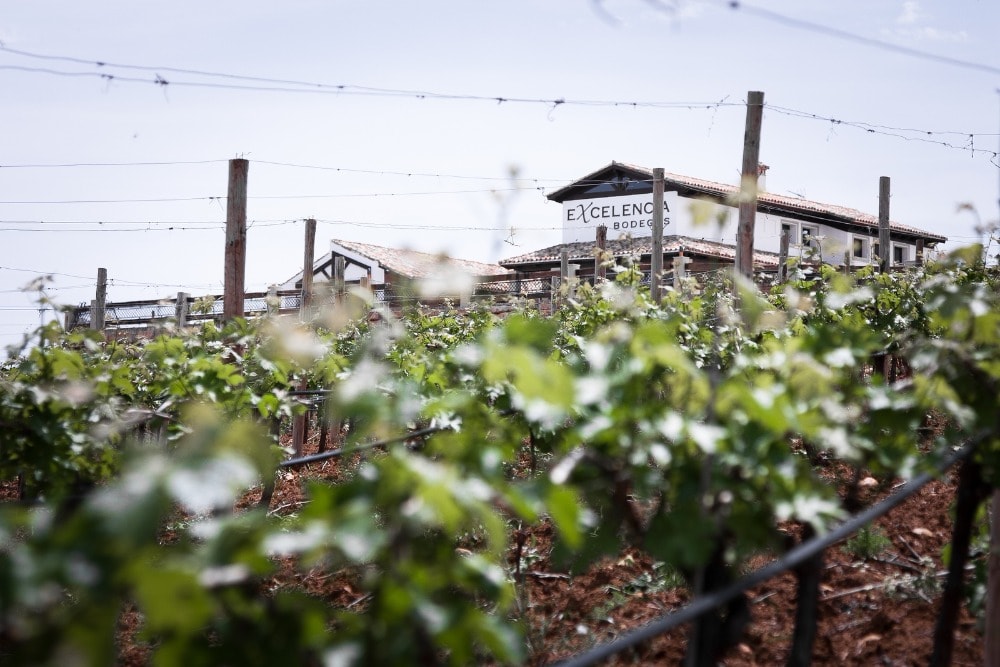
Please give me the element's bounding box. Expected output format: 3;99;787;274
2;249;1000;665
269;395;989;666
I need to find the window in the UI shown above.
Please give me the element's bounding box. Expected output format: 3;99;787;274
872;242;881;262
852;236;866;259
893;244;906;265
800;224;819;247
780;221;797;243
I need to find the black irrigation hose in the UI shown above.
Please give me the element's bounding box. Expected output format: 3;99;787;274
277;425;445;469
553;437;986;667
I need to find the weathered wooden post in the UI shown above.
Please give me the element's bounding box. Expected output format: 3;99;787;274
223;158;249;320
736;91;764;282
672;256;691;288
651;167;665;303
301;218;316;318
596;224;608;283
878;176;891;273
566;262;578;300
175;292;189;328
778;229;790;282
266;285;279;316
91;267;107;332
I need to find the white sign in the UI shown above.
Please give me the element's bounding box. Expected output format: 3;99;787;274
561;192;678;243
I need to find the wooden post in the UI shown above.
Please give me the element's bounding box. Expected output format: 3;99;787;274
673;256;691;288
224;158;249;320
567;263;578;300
596;224;607;282
301;218;316;318
558;249;569;309
91;267;107;331
736;91;765;281
175;292;189;328
916;238;925;267
878;176;891;274
334;256;346;300
267;284;279;316
778;229;790;282
844;251;851;276
651;167;665;303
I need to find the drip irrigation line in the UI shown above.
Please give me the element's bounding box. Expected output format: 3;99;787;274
553;435;985;667
277;424;445;468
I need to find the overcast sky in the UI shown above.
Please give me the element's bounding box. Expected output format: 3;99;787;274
2;0;998;352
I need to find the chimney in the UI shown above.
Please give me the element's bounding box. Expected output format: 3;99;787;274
757;163;769;193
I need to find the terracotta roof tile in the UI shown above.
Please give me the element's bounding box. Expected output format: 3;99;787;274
332;239;510;279
501;235;779;268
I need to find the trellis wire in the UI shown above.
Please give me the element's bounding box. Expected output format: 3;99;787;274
553;436;984;667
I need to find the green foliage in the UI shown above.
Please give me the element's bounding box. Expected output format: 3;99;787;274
2;255;1000;664
843;525;892;560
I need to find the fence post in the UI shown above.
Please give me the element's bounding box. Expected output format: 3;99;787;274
778;229;790;282
567;263;578;300
557;249;569;308
267;284;279;316
672;256;691;288
651;167;665;303
596;225;607;283
334;256;346;303
736;91;764;281
175;292;189;328
301;218;316;319
91;268;107;332
878;176;891;273
224;158;249;320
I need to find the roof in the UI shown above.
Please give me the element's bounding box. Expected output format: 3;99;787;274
282;239;511;287
331;239;510;279
501;235;780;269
547;162;947;244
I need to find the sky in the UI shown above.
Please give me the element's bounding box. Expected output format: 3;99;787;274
1;0;998;353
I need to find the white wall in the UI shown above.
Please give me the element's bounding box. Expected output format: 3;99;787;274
567;192;923;266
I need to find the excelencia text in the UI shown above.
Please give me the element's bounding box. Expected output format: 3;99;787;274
565;200;671;231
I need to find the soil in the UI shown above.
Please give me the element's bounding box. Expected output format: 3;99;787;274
2;420;987;666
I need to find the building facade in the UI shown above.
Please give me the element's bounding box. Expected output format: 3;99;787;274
501;162;947;276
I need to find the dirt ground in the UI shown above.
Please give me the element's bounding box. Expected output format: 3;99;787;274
2;429;987;666
250;429;987;666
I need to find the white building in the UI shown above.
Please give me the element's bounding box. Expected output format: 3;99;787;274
500;162;946;275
